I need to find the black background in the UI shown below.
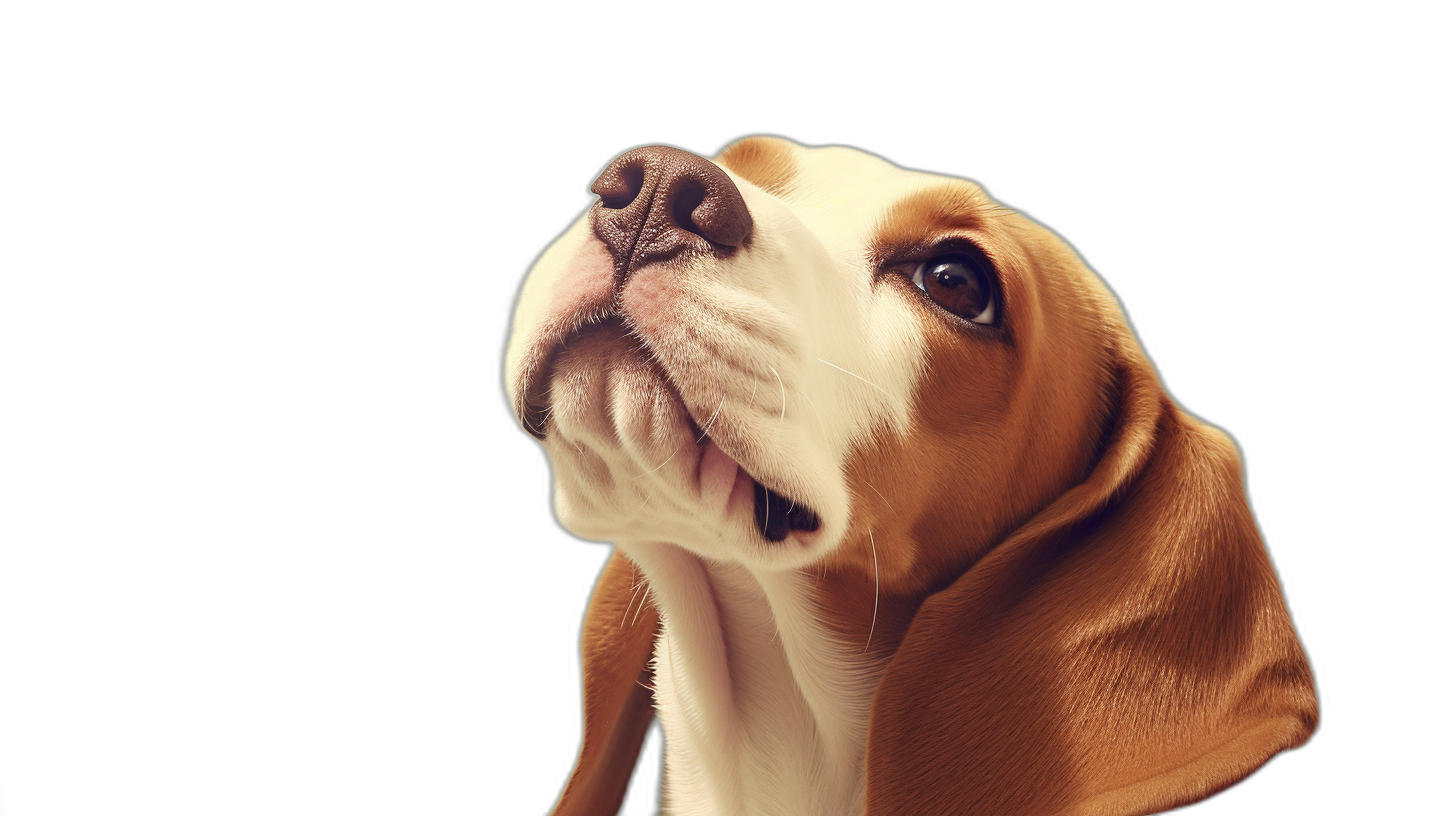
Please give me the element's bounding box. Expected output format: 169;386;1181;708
480;96;1362;816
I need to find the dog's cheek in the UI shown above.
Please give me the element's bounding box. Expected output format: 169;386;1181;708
833;316;1024;584
504;221;612;399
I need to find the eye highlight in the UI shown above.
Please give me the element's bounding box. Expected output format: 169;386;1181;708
910;251;997;325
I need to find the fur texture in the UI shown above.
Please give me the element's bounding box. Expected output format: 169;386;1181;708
505;136;1316;815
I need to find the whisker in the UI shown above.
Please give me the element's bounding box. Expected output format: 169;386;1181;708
631;584;653;628
631;572;647;593
696;397;726;442
763;481;770;532
816;357;892;399
622;580;647;628
862;480;894;512
865;528;880;654
769;366;787;424
630;443;684;481
621;566;646;628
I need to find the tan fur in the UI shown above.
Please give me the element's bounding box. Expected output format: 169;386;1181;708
553;551;659;816
515;137;1316;815
869;180;1000;249
717;135;801;198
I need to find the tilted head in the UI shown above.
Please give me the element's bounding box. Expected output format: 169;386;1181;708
507;137;1121;581
505;136;1316;815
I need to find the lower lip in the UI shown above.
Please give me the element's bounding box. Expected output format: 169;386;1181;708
699;439;825;544
699;439;755;517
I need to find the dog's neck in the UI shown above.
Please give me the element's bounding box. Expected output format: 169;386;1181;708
623;541;882;816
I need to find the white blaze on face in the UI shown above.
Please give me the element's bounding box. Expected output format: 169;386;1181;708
505;141;960;572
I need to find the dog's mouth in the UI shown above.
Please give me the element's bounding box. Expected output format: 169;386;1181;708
520;317;821;544
751;479;822;542
686;412;822;543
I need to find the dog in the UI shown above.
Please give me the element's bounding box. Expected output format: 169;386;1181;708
505;136;1317;815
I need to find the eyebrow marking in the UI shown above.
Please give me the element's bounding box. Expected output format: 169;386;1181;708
871;181;1000;254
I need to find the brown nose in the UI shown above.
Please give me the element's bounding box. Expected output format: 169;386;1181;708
589;145;753;277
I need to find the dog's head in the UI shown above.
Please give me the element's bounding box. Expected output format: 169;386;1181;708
506;137;1316;814
506;137;1117;580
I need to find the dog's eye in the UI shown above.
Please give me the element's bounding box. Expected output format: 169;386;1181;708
911;253;996;324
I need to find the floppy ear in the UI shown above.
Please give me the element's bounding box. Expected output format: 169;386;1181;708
865;330;1318;816
551;549;660;816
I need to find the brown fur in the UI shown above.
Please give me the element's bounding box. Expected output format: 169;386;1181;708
871;181;999;250
717;135;801;198
549;143;1316;815
552;552;659;816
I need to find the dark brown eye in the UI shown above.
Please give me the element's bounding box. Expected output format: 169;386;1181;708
911;252;997;324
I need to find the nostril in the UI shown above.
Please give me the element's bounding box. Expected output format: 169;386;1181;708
593;163;644;210
668;178;709;241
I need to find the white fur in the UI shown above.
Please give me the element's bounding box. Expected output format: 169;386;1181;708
507;142;967;814
628;540;878;815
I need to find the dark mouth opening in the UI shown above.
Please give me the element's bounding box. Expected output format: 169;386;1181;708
751;479;821;543
687;414;820;543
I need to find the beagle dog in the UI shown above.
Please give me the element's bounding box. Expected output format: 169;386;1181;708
505;137;1317;816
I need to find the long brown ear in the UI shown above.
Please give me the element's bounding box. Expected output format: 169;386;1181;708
865;330;1318;816
552;549;660;816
